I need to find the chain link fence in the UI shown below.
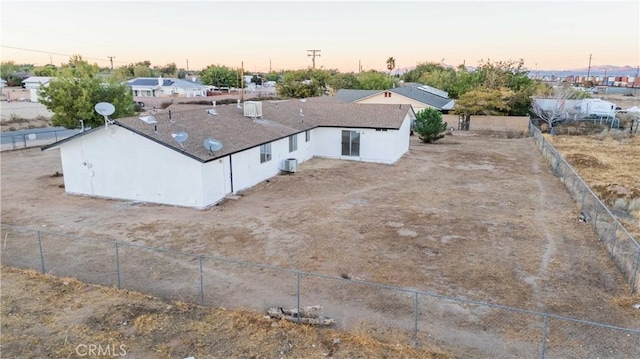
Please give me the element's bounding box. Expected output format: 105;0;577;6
0;128;80;151
529;121;640;293
2;223;638;357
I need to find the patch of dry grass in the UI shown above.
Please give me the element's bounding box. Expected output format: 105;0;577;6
1;266;450;358
548;133;640;238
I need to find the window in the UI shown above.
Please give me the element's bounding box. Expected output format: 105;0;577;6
289;134;297;152
260;143;271;163
305;130;310;142
341;130;360;157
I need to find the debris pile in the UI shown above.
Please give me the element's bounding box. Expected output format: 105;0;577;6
267;305;335;326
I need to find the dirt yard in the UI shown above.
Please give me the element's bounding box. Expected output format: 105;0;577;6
1;133;639;356
1;267;447;358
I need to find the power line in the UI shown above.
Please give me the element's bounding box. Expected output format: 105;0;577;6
1;45;125;64
307;49;321;69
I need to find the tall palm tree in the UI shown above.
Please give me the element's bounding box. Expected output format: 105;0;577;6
386;57;396;75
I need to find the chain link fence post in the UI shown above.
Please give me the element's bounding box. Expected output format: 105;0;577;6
580;184;587;211
609;222;618;258
540;315;548;359
199;255;204;305
37;230;45;274
632;250;640;294
296;271;301;324
115;242;121;289
413;291;419;349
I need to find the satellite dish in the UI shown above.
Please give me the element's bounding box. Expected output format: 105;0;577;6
171;132;189;143
171;132;189;150
94;102;115;116
203;138;223;153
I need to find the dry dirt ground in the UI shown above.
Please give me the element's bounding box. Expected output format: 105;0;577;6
1;267;447;358
1;133;639;357
547;133;640;239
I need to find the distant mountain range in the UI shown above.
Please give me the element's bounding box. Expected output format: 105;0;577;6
390;64;639;77
533;65;639;78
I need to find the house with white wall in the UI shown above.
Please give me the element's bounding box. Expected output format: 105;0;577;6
336;83;455;113
42;98;414;209
126;77;206;97
22;76;53;102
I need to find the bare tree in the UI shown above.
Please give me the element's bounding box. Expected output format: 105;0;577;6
532;85;586;132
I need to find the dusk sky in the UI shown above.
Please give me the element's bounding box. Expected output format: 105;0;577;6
1;0;638;73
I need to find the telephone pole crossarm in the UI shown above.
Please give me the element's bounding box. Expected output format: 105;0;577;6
307;49;321;69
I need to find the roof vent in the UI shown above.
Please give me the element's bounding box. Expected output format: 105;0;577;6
207;109;218;116
139;115;157;124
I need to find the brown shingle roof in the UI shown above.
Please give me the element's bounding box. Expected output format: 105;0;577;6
111;97;414;162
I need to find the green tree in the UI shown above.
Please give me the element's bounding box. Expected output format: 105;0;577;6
357;70;394;90
326;72;360;93
39;59;135;129
133;65;153;78
156;62;177;77
265;71;280;82
0;61;20;79
34;64;58;77
414;108;448;143
472;59;535;115
402;62;445;83
201;65;239;88
452;88;513;130
276;69;331;98
277;70;321;98
1;61;35;85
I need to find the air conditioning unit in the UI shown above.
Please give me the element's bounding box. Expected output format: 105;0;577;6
282;158;298;173
243;101;262;118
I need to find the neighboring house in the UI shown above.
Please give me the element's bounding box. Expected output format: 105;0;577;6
42;98;414;209
126;77;206;97
22;76;53;102
0;79;7;88
336;83;455;113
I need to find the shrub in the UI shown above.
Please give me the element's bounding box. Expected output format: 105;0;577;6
414;108;447;143
613;198;628;210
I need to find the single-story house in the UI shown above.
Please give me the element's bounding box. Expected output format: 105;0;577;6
22;76;53;102
42;98;415;209
336;83;455;113
126;77;206;97
0;79;7;88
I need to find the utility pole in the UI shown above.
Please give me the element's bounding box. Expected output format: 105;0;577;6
49;55;53;65
358;60;361;73
241;61;244;102
603;67;607;86
307;49;321;69
186;58;189;71
586;54;592;83
107;56;115;70
269;59;272;72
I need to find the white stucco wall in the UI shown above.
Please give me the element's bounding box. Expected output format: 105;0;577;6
230;132;312;193
312;117;410;164
58;126;215;208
